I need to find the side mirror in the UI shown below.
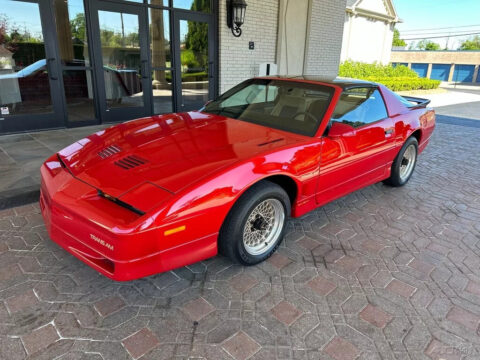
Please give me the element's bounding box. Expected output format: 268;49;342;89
328;121;356;138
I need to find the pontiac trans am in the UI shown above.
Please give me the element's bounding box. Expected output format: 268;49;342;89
40;77;435;280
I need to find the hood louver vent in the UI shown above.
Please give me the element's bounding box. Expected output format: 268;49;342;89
114;155;148;170
98;145;122;159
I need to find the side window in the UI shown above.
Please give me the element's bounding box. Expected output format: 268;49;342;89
332;88;388;128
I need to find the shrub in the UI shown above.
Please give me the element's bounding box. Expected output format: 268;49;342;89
363;77;441;92
339;61;418;78
180;49;200;69
338;61;440;91
165;71;207;82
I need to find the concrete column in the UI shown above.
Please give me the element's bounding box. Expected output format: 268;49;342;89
407;63;411;69
448;63;455;82
54;0;74;62
426;63;433;79
276;0;309;75
473;65;479;83
150;0;168;88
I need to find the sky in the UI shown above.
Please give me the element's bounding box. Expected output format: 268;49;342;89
394;0;480;50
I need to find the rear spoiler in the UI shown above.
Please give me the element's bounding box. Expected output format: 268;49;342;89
402;96;431;109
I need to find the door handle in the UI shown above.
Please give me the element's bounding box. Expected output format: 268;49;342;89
46;58;58;80
384;128;394;136
140;60;148;79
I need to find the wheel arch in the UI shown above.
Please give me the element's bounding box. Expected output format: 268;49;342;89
260;174;298;207
410;129;422;144
221;173;299;226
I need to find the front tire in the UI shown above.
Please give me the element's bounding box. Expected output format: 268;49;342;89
219;181;290;265
384;136;418;187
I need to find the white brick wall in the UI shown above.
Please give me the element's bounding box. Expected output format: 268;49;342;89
304;0;347;77
218;0;279;93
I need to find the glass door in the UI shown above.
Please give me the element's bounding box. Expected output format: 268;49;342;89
173;11;215;112
0;0;65;133
89;1;151;122
53;0;98;127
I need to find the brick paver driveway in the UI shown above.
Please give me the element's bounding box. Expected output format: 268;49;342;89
1;121;480;360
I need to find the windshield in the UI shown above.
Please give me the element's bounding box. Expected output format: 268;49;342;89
202;79;335;136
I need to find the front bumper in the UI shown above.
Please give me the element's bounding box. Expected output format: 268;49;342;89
40;160;217;281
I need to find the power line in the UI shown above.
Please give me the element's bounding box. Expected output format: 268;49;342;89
403;29;480;37
403;32;480;40
401;23;480;33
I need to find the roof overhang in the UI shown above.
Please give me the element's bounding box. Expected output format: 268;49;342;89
346;0;400;23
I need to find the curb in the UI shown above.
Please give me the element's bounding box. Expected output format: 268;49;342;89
0;186;40;210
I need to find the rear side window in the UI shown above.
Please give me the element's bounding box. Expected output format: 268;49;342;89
332;88;388;128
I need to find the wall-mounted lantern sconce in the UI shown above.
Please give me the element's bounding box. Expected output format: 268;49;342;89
227;0;247;37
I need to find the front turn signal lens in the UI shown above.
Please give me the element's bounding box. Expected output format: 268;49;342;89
164;225;186;236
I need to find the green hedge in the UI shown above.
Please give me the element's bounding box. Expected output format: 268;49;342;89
339;60;418;78
363;77;441;91
165;71;207;82
339;61;440;91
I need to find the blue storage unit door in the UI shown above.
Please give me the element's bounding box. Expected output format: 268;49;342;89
430;64;451;81
453;65;475;82
411;63;428;78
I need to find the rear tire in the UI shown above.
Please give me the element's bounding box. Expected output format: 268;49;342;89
383;136;418;187
218;181;290;265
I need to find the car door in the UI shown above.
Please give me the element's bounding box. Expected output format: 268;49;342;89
316;86;396;206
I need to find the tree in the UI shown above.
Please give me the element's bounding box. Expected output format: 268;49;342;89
184;0;209;70
0;14;8;45
70;13;86;42
459;35;480;50
392;28;406;47
416;40;441;51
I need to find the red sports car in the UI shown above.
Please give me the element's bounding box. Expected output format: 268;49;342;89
40;77;435;281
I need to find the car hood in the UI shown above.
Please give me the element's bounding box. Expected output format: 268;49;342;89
57;111;308;204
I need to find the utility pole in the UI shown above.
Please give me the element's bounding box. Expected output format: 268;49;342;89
445;33;450;50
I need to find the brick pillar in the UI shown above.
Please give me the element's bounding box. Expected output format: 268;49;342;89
426;63;433;79
448;64;455;82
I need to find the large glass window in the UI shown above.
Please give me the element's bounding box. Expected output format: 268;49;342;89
53;0;96;123
152;69;172;114
332;88;388;128
203;79;335;136
62;69;95;121
149;0;169;6
179;18;209;110
150;8;172;114
54;0;89;66
98;10;143;109
0;0;53;116
173;0;211;12
149;8;170;69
